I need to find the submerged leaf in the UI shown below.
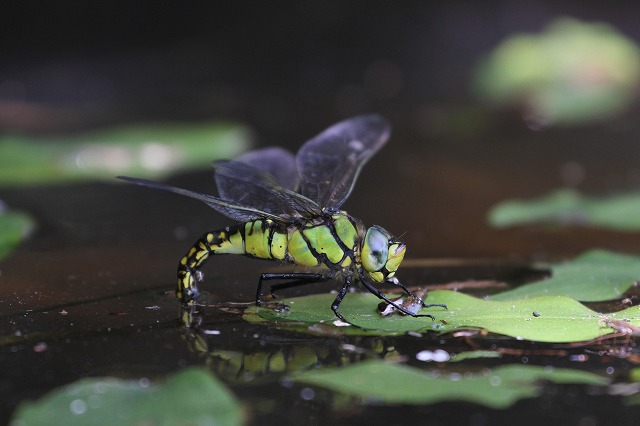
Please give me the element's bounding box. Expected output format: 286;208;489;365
490;249;640;302
488;189;640;231
245;289;638;343
293;360;608;408
11;367;242;426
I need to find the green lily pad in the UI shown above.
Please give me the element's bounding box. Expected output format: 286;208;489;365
11;367;242;426
0;208;35;261
488;189;640;231
490;249;640;301
474;17;640;126
293;360;608;408
0;122;251;186
245;289;640;342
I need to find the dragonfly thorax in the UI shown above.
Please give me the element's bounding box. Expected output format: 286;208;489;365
360;225;406;283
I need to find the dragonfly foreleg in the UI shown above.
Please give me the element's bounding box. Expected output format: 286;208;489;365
360;278;439;320
387;277;448;310
256;273;330;306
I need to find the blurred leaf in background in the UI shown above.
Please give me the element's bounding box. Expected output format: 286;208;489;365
474;17;640;128
0;202;35;261
0;122;252;186
488;189;640;231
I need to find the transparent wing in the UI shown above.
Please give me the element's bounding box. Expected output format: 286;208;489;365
297;114;391;209
214;160;321;219
232;147;299;191
117;176;282;222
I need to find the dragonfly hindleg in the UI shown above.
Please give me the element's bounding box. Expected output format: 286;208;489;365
330;274;353;324
256;272;330;306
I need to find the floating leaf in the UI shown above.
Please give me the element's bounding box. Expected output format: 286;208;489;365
0;207;35;261
488;189;640;231
293;360;608;408
490;250;640;301
11;367;242;426
0;122;251;186
474;17;640;127
245;289;640;342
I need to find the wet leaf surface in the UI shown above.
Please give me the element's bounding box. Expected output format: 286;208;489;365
293;360;609;408
490;249;640;301
246;290;640;343
245;250;640;343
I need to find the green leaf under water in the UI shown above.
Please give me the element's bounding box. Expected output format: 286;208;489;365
293;360;608;408
0;208;35;261
11;367;242;426
488;189;640;231
244;289;640;342
0;122;252;186
490;249;640;301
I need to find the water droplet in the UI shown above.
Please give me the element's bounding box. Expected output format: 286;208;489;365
69;399;88;415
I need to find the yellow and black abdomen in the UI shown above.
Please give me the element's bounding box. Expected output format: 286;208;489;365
177;219;288;302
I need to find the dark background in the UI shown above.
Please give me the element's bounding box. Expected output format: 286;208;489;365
3;1;640;260
3;3;640;424
3;1;639;133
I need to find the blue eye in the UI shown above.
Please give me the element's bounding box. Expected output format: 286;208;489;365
362;226;389;272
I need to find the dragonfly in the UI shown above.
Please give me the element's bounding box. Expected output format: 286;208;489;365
119;115;446;323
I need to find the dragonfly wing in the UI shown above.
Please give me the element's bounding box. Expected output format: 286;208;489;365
297;114;391;209
117;176;279;222
214;161;321;219
233;147;299;191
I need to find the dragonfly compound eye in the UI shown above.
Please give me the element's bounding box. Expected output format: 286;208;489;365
362;226;390;272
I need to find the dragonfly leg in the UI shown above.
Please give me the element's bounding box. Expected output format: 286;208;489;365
256;273;329;306
360;278;438;320
330;274;353;323
387;277;448;310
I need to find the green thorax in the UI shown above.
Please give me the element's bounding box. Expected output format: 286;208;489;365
287;212;360;269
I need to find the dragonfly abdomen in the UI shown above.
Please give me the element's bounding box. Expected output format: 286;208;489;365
177;220;287;302
180;220;287;269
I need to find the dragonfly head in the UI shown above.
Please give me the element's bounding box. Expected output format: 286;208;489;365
360;225;406;283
